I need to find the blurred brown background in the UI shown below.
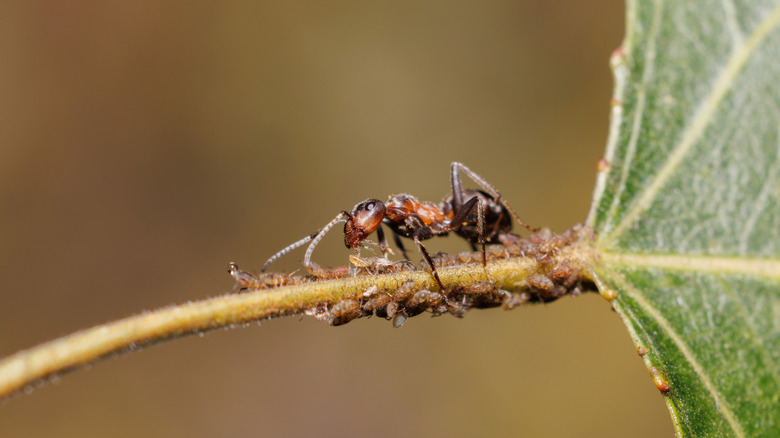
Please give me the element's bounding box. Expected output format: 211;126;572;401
0;2;673;437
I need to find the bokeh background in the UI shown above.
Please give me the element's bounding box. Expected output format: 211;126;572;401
0;2;674;437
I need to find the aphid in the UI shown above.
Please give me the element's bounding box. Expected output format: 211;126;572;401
227;262;260;289
392;280;419;303
549;262;574;281
392;313;407;328
329;299;362;326
503;291;531;310
404;290;433;316
426;292;443;308
304;306;330;321
649;366;670;393
362;293;392;313
349;255;414;275
261;162;536;291
306;262;350;280
467;281;495;295
385;301;399;319
446;300;467;318
527;274;554;293
543;285;568;300
227;262;298;290
549;262;580;287
596;158;610;172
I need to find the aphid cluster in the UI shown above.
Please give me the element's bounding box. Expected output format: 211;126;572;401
304;279;512;328
228;224;592;328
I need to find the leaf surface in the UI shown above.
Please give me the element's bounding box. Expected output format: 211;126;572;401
588;1;780;436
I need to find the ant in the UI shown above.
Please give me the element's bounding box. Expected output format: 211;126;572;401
262;162;537;291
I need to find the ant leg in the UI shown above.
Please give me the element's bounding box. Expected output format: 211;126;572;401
375;225;392;258
412;231;446;291
392;231;410;260
451;162;539;232
303;212;349;276
447;195;497;290
474;196;498;290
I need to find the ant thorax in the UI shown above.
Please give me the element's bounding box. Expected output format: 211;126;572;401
384;194;453;236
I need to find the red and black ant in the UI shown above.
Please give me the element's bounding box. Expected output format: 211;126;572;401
262;162;537;291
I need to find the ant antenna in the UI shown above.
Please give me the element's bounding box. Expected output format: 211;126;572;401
451;161;539;232
262;233;317;272
303;211;348;274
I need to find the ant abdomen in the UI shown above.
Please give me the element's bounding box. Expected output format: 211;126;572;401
447;189;512;243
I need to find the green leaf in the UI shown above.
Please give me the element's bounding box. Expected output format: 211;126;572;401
588;1;780;436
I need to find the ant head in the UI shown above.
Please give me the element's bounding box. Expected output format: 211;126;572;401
344;199;386;249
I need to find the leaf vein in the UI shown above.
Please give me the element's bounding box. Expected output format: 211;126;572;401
605;270;746;438
602;252;780;279
721;0;745;47
601;0;665;234
602;3;780;246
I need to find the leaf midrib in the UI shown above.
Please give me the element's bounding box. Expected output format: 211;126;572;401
601;252;780;279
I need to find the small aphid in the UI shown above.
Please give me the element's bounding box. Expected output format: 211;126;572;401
653;376;670;393
431;302;449;316
458;251;475;263
392;312;407;328
596;158;610;172
406;290;432;308
503;291;531;310
487;245;506;259
307;262;350;280
535;252;553;266
548;285;568;300
385;302;399;319
227;262;297;290
350;255;390;274
549;262;575;281
227;262;262;289
304;306;330;321
362;285;380;297
600;287;618;301
649;366;670;393
351;255;416;275
393;280;418;303
446;300;467;318
404;290;433;316
637;347;648;356
470;291;507;309
363;293;392;312
329;300;362;326
427;292;443;308
467;281;495;294
527;274;554;293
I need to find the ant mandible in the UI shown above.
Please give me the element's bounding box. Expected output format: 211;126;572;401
262;162;537;291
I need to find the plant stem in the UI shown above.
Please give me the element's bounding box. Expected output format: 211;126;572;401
0;227;597;399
